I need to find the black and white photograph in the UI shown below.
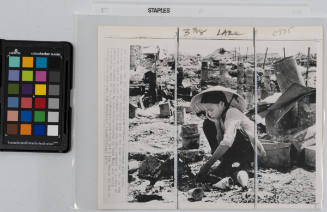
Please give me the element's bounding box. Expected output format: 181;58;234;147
128;44;176;203
98;26;322;209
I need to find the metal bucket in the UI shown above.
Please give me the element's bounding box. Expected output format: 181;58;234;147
304;145;315;168
176;106;185;125
159;102;170;117
129;104;137;119
273;56;305;92
259;142;292;168
182;134;200;149
181;124;198;136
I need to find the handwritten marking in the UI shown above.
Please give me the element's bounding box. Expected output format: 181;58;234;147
272;27;294;37
217;29;243;37
182;27;207;37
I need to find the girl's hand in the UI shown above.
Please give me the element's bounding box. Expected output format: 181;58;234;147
195;164;210;182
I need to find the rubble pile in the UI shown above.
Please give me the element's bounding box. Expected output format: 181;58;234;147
128;153;175;203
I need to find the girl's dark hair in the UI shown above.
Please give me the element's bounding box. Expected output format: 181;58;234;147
200;91;227;105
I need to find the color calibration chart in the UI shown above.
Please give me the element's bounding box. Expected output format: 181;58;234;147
6;55;60;137
0;40;72;152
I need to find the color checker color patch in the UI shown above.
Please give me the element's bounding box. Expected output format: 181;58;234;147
36;57;47;68
22;57;33;68
8;56;20;68
8;70;20;81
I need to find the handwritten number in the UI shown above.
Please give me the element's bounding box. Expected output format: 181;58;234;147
272;27;294;37
182;27;207;37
